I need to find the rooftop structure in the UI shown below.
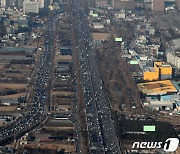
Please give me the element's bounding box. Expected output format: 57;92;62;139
138;80;178;95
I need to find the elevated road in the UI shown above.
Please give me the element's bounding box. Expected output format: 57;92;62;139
0;11;58;144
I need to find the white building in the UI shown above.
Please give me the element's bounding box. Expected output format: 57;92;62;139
92;22;104;29
167;52;180;69
1;0;6;8
149;101;174;110
38;0;44;8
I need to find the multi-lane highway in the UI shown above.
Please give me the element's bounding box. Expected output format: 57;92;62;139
0;12;58;143
72;0;121;153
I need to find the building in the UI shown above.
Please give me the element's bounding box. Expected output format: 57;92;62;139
143;67;159;81
44;0;52;8
17;16;28;28
1;0;16;8
1;0;6;8
112;0;135;10
176;0;180;11
7;0;16;7
151;0;165;12
161;94;180;101
0;98;19;106
92;22;104;29
154;62;172;80
16;0;24;8
138;80;179;96
143;62;172;81
170;38;180;50
115;10;126;19
38;0;44;8
166;52;180;69
23;0;39;13
95;0;108;7
149;101;174;110
92;32;110;46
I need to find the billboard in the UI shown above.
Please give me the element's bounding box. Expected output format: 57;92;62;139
129;60;139;65
92;14;98;17
115;38;122;42
143;125;156;132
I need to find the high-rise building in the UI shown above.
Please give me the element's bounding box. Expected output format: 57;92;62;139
176;0;180;11
1;0;6;8
38;0;44;8
16;0;24;8
167;52;180;69
23;0;39;13
2;0;16;8
151;0;164;12
44;0;52;8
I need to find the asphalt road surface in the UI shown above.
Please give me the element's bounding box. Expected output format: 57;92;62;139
72;0;121;153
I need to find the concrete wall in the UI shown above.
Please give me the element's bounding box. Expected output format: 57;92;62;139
160;74;172;80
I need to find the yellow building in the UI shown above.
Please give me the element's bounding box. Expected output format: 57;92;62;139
143;62;172;81
154;62;172;80
143;67;159;81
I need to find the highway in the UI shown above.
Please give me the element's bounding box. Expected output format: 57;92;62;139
72;0;121;153
0;12;58;143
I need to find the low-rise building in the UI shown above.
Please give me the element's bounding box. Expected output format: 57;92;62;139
92;22;104;29
149;100;173;110
138;80;179;95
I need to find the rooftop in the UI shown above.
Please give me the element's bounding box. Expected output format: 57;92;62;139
138;80;178;95
145;67;156;72
92;33;110;41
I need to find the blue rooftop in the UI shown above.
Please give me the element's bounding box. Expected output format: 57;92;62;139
171;80;180;91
